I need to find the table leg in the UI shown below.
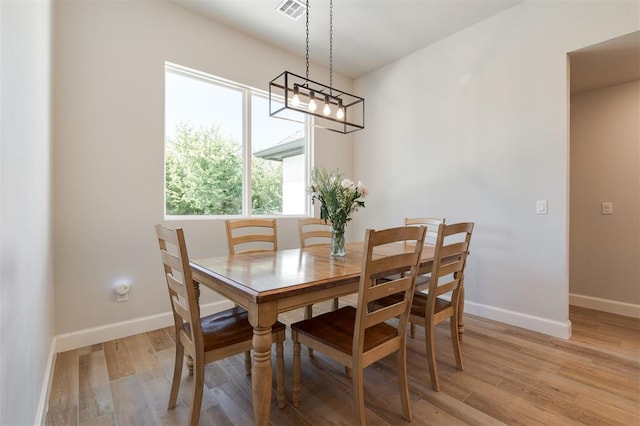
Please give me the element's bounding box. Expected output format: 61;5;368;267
251;325;273;426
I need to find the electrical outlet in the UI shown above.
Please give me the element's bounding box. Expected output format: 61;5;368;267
115;283;130;302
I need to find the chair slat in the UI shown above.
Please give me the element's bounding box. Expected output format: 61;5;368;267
171;294;191;321
437;260;464;277
368;253;417;277
365;276;414;303
364;301;407;328
167;273;186;298
161;250;184;275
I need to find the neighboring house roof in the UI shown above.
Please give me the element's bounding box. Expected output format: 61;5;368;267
254;129;304;161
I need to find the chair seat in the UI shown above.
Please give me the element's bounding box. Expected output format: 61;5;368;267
291;306;398;355
376;292;451;318
184;307;286;351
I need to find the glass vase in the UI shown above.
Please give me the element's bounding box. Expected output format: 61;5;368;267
331;224;346;257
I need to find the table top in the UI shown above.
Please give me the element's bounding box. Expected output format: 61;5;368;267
190;241;435;303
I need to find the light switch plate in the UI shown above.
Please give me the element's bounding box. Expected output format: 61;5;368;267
536;200;548;215
602;202;613;215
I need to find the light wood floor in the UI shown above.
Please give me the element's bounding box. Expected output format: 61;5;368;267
46;302;640;425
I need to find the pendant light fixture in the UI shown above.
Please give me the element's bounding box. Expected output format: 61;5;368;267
269;0;365;134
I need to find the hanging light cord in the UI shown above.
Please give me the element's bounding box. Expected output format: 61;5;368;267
305;0;310;82
329;0;333;95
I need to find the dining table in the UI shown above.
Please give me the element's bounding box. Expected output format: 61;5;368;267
189;240;465;425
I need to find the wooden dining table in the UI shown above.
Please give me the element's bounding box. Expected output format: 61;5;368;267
190;240;465;425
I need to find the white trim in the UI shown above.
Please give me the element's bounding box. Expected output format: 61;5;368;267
464;300;572;339
35;338;56;426
54;300;234;353
569;293;640;319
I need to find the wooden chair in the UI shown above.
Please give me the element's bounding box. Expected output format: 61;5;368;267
225;218;278;255
291;225;427;424
298;218;339;317
374;222;474;391
155;225;286;425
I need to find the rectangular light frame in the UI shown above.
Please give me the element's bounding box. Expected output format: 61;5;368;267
269;71;365;134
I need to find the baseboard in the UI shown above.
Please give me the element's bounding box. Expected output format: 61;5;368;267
464;300;572;339
569;293;640;318
35;337;56;426
54;300;234;353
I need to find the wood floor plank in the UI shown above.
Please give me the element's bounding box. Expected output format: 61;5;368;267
124;333;162;376
411;398;474;426
457;373;577;426
139;374;191;426
103;339;135;381
79;348;109;393
109;375;154;425
413;387;506;426
78;384;115;425
48;349;79;412
147;328;176;352
45;405;78;426
497;375;638;426
557;362;640;403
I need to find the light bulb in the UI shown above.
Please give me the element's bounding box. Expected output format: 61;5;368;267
308;91;317;112
336;100;345;120
323;97;331;116
291;85;300;106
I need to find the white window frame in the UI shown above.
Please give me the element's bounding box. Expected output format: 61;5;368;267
164;62;313;219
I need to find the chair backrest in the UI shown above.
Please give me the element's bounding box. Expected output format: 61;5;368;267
354;226;427;362
298;218;332;248
405;217;445;244
155;225;201;357
427;222;474;308
225;218;278;255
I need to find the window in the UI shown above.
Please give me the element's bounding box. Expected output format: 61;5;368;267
164;63;311;217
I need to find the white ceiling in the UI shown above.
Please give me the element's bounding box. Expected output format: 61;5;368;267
173;0;524;78
173;1;640;91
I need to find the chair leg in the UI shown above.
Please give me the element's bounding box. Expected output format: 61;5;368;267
168;342;184;409
410;323;416;339
292;335;301;407
276;335;286;408
396;346;412;421
425;327;440;391
450;314;464;371
304;306;314;357
332;297;339;311
352;365;366;426
188;357;205;426
345;366;352;378
244;351;251;376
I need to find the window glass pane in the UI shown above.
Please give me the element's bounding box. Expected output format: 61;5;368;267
165;70;243;215
251;94;306;215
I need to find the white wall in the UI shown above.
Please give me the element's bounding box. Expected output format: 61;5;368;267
570;80;640;313
0;1;54;424
353;1;640;337
52;0;354;337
